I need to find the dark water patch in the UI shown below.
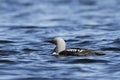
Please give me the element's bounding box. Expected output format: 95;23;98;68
79;0;96;6
67;59;109;64
0;59;15;64
0;50;19;56
24;26;40;28
16;77;75;80
47;56;109;64
24;29;39;34
49;0;72;5
1;0;30;6
101;39;113;41
21;2;33;7
47;60;58;63
66;39;79;42
25;42;41;47
22;48;40;52
113;38;120;44
101;47;120;51
16;77;52;80
0;40;15;44
16;60;33;64
76;35;91;38
0;26;64;29
8;26;40;30
49;18;69;22
79;41;91;44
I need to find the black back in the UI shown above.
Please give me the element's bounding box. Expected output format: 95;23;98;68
59;48;105;56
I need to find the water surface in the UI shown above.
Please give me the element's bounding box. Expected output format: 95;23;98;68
0;0;120;80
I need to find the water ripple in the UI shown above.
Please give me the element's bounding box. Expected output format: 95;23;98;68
0;40;15;44
67;59;109;64
101;47;120;51
0;50;19;56
0;0;120;80
0;59;15;64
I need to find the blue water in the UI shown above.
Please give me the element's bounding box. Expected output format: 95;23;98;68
0;0;120;80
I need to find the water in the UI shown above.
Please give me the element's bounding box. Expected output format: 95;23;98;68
0;0;120;80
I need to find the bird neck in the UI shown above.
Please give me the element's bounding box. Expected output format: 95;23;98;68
55;42;66;53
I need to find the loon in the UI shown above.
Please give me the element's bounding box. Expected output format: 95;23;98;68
47;37;105;56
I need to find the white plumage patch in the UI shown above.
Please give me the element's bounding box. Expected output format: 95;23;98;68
52;52;59;55
67;49;84;53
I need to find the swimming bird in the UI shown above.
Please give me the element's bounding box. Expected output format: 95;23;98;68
47;37;105;56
